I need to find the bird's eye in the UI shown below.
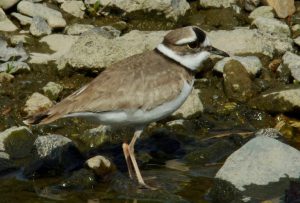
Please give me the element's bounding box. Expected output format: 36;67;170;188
187;41;198;49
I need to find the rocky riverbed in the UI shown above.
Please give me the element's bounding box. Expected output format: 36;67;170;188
1;0;300;202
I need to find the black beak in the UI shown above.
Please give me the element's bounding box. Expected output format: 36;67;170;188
206;46;229;57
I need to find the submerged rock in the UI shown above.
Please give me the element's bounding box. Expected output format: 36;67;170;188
249;87;300;113
0;61;30;74
17;1;66;28
252;17;290;37
0;39;28;62
0;126;36;159
0;8;18;32
42;82;63;100
0;72;14;83
23;92;53;116
213;56;262;75
58;30;167;70
263;0;295;18
249;6;274;20
10;35;30;45
24;134;83;177
29;16;52;37
0;152;17;173
85;0;190;21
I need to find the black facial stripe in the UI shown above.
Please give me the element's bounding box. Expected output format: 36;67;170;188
192;27;206;44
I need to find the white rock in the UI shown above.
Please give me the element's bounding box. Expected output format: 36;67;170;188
86;155;115;176
252;17;290;37
87;0;190;21
61;0;85;18
0;8;18;32
214;56;262;75
0;61;30;74
58;30;167;70
199;0;237;8
17;1;66;28
216;136;300;191
249;6;274;20
244;0;260;11
42;81;63;100
29;16;52;36
23;92;53;116
0;40;28;62
0;0;20;10
11;12;32;26
65;23;95;35
281;51;300;81
10;35;29;45
208;28;292;57
294;36;300;46
173;88;203;118
30;34;79;64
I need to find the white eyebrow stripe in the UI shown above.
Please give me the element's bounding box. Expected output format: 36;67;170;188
175;27;197;45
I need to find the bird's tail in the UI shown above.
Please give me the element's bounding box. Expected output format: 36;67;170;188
23;111;61;125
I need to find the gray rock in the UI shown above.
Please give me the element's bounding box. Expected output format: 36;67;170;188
0;0;20;10
281;51;300;81
61;0;85;18
172;88;203;118
255;128;282;139
65;23;94;35
0;8;17;32
0;61;30;74
213;56;262;75
199;0;237;8
249;87;300;113
0;152;16;173
82;26;121;39
11;12;32;26
244;0;260;11
58;30;167;70
23;92;53;116
86;155;116;176
0;38;28;62
24;134;83;177
17;1;66;28
85;0;190;21
29;16;52;37
29;34;79;64
252;17;290;37
0;126;36;159
223;60;255;102
42;81;63;100
216;136;300;191
208;28;292;57
249;6;274;20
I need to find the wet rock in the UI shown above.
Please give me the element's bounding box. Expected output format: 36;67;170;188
58;168;97;190
11;12;32;26
0;39;28;62
86;155;116;177
208;28;292;57
249;6;274;20
244;0;261;11
61;1;85;18
199;0;237;8
85;0;190;21
214;56;262;75
223;60;255;103
292;24;300;37
0;61;30;74
58;30;167;70
30;34;79;64
0;0;20;10
10;35;30;45
262;0;295;18
17;1;66;28
0;72;14;83
42;81;63;100
82;26;121;39
0;126;36;159
172;88;203;118
249;87;300;113
281;51;300;81
29;16;52;37
65;23;94;35
0;8;17;32
0;152;17;173
215;136;300;191
24;134;83;177
23;92;53;116
252;17;290;37
255;128;282;139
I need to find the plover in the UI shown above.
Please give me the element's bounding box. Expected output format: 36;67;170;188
24;26;229;188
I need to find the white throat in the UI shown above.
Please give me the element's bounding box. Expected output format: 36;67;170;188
156;43;210;70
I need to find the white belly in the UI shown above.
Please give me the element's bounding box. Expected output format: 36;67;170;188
64;80;194;126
